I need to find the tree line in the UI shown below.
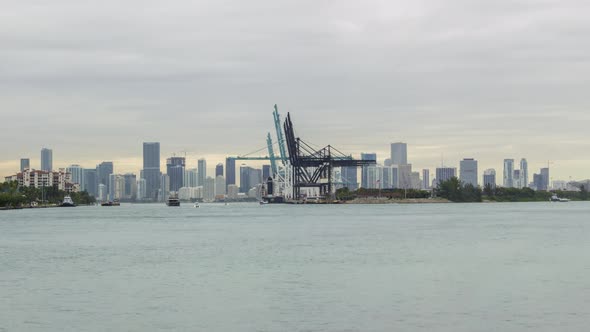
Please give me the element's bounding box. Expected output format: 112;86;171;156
0;181;96;208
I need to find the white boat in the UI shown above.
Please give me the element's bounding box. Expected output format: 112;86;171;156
194;203;199;208
60;195;76;207
550;194;570;202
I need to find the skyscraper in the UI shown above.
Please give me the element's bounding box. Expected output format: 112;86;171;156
97;162;113;194
41;148;53;171
66;164;83;187
166;157;185;192
160;174;170;201
239;165;262;193
20;158;30;171
225;158;236;190
184;168;198;187
215;163;224;178
360;153;377;188
520;158;528;188
436;167;457;186
198;159;207;186
341;166;358;191
142;142;161;201
398;164;413;189
483;169;496;189
422;169;430;190
390;142;407;165
503;159;514;188
459;158;478;187
540;167;549;191
83;168;98;197
262;165;271;180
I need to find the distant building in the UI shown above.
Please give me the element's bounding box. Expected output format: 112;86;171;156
436;167;457;186
384;158;393;167
98;184;107;201
360;153;377;188
239;165;262;193
341;166;358;191
540;168;549;191
503;159;514;188
390;142;407;165
215;163;224;178
108;174;125;200
20;158;30;171
520;158;528;189
166;157;185;192
66;165;83;188
459;158;478;187
513;169;521;188
225;158;236;190
215;175;226;197
123;173;137;200
422;169;430;190
97;162;114;195
483;169;496;189
160;174;170;201
227;184;239;199
198;159;207;187
142;142;161;201
83;168;98;197
184;168;198;188
552;180;567;190
262;165;271;180
5;168;74;192
137;178;147;200
41;148;53;172
410;172;421;190
204;177;215;202
398;164;412;189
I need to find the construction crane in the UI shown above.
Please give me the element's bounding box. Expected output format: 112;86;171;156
273;104;288;165
266;133;278;177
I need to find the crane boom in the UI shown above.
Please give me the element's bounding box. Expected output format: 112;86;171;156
273;104;288;165
266;133;278;177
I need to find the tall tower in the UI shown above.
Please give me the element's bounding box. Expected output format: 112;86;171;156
20;158;30;171
41;148;53;171
520;158;528;188
215;163;224;177
459;158;478;187
503;159;514;188
390;142;407;165
225;157;236;190
166;157;186;192
198;158;207;187
142;142;161;201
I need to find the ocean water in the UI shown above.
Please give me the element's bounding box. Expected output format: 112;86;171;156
1;202;589;332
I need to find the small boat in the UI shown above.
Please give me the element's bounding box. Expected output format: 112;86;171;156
101;199;120;206
60;195;76;207
194;203;199;208
166;194;180;207
550;194;570;202
259;200;268;205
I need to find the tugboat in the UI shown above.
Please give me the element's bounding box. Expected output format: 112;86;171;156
60;195;76;207
166;193;180;207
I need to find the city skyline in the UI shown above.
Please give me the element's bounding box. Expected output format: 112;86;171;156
1;1;590;181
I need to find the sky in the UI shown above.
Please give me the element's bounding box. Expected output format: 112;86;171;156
1;0;589;182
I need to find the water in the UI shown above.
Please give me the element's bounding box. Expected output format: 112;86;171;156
1;202;589;331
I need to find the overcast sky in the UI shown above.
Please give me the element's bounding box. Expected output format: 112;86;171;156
1;0;589;181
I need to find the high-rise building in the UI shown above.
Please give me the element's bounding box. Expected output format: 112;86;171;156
520;158;528;189
215;163;224;178
20;158;30;171
166;157;185;192
239;165;262;193
66;165;84;188
513;170;521;188
204;177;215;202
198;159;207;187
503;159;514;188
41;148;53;171
262;165;271;181
483;169;496;189
97;162;113;194
341;166;358;191
422;169;430;190
108;174;125;200
225;158;236;190
83;168;98;197
390;142;407;165
215;175;226;197
360;153;377;188
410;172;421;190
123;173;137;200
184;168;198;187
398;164;412;189
142;142;161;201
459;158;478;187
137;178;147;200
160;174;170;201
436;167;457;186
540;167;549;191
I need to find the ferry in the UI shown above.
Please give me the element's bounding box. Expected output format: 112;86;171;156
166;194;180;207
60;195;76;207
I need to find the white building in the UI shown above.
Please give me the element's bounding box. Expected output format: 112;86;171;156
204;177;215;202
503;159;515;188
227;184;239;199
137;178;147;200
215;175;226;198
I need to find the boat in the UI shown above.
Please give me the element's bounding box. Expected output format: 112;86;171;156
194;203;199;208
60;195;76;207
166;194;180;207
259;200;269;205
101;199;120;206
550;194;570;202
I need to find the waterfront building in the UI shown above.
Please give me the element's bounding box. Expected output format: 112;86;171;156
459;158;478;187
436;167;457;186
108;174;125;200
204;177;215;202
381;166;392;189
390;142;407;165
66;164;83;188
227;184;239;199
142;142;161;201
215;175;226;198
98;184;107;201
166;157;185;192
360;153;377;188
215;163;224;178
262;165;271;180
20;158;30;171
225;158;236;190
97;162;113;195
184;168;198;188
503;159;514;188
137;178;147;200
513;170;521;189
239;165;262;193
341;166;358;191
41;148;53;171
552;180;567;190
410;172;421;190
398;164;412;189
123;173;137;200
520;158;529;189
198;159;207;187
384;159;393;167
160;174;170;201
540;168;549;191
422;169;430;190
83;168;98;197
483;169;496;189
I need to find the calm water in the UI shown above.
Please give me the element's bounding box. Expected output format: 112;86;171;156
1;202;589;331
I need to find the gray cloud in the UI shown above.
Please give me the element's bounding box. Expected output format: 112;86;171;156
1;0;589;179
